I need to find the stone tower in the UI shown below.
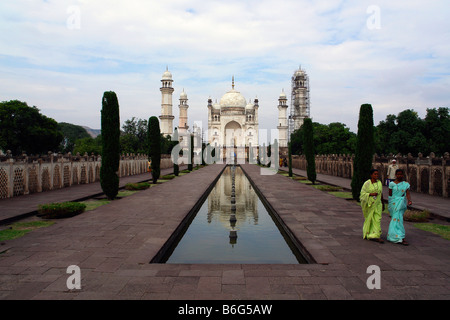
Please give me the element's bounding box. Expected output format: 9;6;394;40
178;89;189;147
290;67;310;135
159;67;174;137
277;89;289;148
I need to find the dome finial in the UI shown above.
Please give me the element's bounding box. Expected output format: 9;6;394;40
232;75;235;90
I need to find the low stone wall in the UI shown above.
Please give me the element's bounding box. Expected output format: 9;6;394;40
0;153;173;199
292;152;450;198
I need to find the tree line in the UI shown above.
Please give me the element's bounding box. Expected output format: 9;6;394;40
0;96;180;200
375;107;449;157
0;100;176;157
291;104;448;201
290;107;449;157
1;99;447;159
68;117;176;157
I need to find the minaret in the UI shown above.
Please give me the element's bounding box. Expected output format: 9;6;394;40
290;66;310;134
178;89;189;147
253;96;259;147
277;90;289;148
159;67;175;137
207;97;213;146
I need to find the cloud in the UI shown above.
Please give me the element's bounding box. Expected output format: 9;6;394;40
0;0;449;134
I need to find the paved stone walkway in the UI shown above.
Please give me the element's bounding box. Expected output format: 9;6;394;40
0;166;186;225
0;164;449;300
280;167;450;221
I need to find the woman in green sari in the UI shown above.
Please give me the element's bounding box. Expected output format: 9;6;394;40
387;169;412;245
360;169;385;243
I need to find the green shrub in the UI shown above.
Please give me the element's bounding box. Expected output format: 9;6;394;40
37;202;86;219
351;104;374;200
188;135;194;171
404;209;430;222
328;191;353;199
161;174;175;180
303;118;316;184
293;176;307;180
173;128;180;176
124;182;151;190
312;185;342;191
100;91;120;200
288;141;293;177
148;116;161;184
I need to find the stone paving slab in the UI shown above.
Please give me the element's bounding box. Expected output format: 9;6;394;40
280;167;450;221
0;166;186;225
0;164;449;301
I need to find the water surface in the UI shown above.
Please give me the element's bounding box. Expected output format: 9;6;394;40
164;166;306;264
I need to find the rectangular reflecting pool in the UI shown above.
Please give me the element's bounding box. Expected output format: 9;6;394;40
156;165;308;264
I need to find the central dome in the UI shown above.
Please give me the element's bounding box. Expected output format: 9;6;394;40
220;89;246;108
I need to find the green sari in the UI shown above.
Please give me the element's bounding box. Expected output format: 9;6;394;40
360;179;383;239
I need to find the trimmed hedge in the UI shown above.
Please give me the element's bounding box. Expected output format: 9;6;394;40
303;118;316;184
161;174;176;180
124;182;151;190
100;91;120;200
404;209;430;222
351;104;374;200
148;116;161;184
37;202;86;219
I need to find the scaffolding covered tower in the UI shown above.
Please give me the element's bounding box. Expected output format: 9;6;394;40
289;66;310;137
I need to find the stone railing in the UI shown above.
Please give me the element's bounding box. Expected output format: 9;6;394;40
292;152;450;198
0;152;174;199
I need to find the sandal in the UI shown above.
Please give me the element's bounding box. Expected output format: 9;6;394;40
400;240;409;246
369;238;384;244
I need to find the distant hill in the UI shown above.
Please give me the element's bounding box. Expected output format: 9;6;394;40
82;126;101;138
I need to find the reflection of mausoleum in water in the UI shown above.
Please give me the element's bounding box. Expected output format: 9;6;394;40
207;166;258;227
161;165;307;264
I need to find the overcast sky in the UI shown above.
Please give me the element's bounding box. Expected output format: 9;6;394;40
1;0;449;134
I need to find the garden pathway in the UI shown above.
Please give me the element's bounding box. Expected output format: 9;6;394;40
0;164;448;301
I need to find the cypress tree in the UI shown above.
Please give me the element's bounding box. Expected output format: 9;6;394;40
148;116;161;184
288;141;293;177
100;91;120;200
172;128;179;176
303;118;316;184
188;134;194;171
351;104;375;200
201;142;206;166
